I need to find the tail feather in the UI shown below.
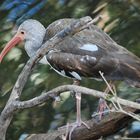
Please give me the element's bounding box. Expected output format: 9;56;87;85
119;58;140;88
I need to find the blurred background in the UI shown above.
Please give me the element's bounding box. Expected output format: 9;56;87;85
0;0;140;139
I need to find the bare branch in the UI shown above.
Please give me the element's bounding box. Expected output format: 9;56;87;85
99;71;140;121
26;107;140;140
11;85;140;111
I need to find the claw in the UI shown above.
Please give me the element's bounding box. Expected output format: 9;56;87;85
69;120;90;139
58;120;90;140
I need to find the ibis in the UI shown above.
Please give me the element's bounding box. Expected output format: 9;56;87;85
0;17;140;132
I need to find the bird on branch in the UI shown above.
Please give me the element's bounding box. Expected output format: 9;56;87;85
0;17;140;137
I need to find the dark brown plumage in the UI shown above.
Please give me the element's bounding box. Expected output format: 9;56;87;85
44;18;140;87
0;17;139;87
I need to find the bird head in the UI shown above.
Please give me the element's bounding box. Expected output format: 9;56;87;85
0;19;46;62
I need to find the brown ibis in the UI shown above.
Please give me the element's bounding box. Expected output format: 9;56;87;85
0;17;140;134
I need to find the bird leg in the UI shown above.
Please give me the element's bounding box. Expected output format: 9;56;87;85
72;80;89;127
93;81;114;121
58;80;90;139
68;80;90;139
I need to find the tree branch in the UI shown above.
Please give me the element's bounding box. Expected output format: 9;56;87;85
26;107;140;140
15;85;140;110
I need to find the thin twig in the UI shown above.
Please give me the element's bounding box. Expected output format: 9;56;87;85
99;71;140;121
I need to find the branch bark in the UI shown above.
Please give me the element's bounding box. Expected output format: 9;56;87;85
15;85;140;110
26;107;140;140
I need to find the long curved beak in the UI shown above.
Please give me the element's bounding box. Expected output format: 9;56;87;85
0;32;24;63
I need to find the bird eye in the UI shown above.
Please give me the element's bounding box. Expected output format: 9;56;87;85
21;31;25;34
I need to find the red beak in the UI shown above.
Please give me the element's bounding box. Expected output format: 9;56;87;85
0;32;24;63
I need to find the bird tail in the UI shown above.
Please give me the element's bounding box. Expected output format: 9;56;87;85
119;57;140;88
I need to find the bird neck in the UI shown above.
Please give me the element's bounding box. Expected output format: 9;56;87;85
24;24;46;57
25;39;42;57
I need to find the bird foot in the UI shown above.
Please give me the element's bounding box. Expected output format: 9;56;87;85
68;120;90;140
58;120;90;140
92;98;110;121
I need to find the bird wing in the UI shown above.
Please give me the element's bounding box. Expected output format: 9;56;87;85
43;18;120;78
44;18;140;87
46;49;119;80
44;18;118;52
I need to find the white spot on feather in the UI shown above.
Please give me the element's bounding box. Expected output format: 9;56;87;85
70;71;81;80
80;57;84;62
85;55;90;61
80;44;98;52
80;55;96;62
53;68;68;78
61;70;65;75
87;56;96;61
67;58;70;61
39;56;49;64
